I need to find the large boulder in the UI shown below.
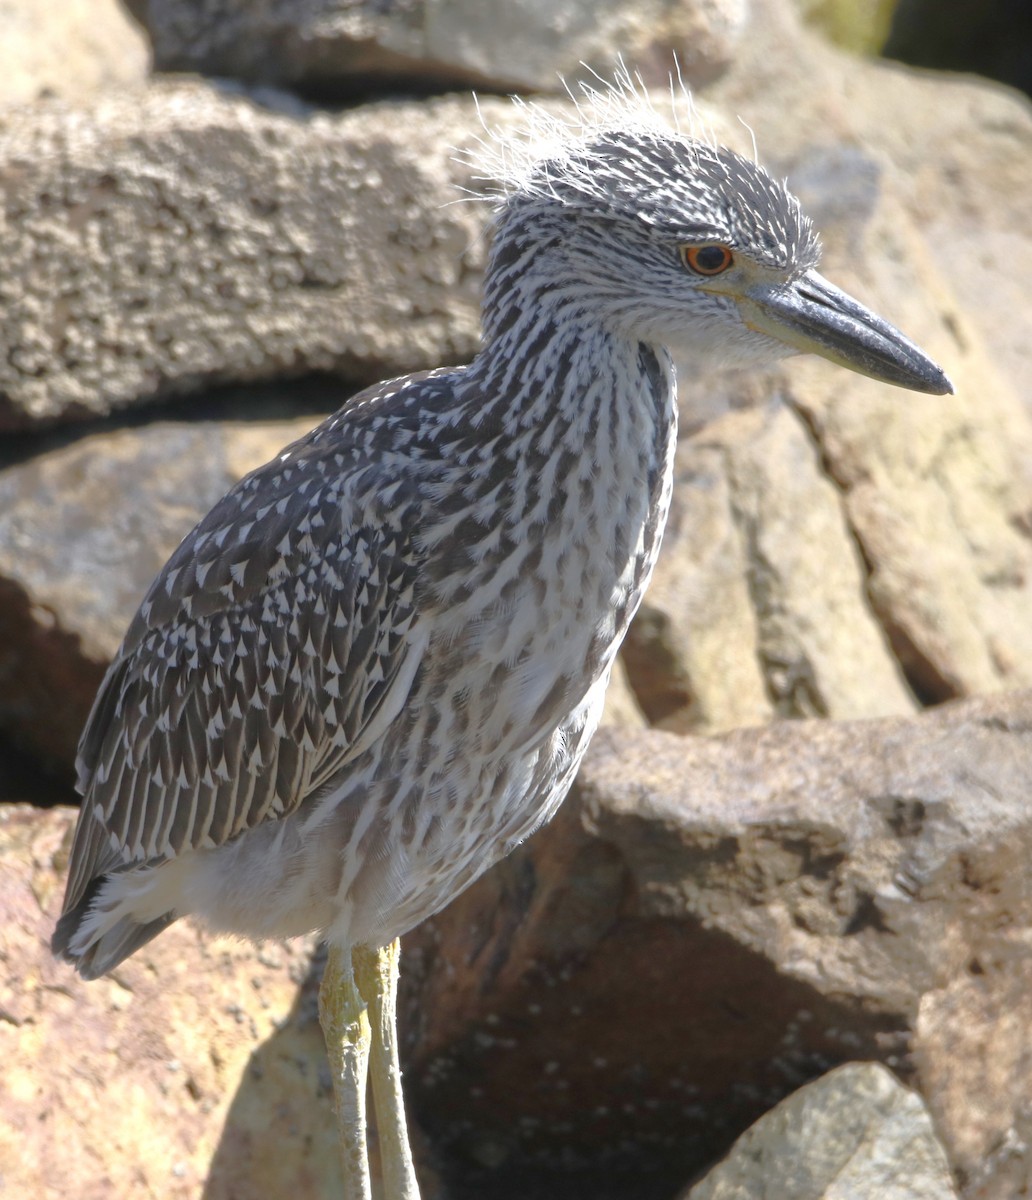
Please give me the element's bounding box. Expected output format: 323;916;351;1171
10;693;1025;1199
0;84;486;431
622;400;917;732
400;690;1032;1200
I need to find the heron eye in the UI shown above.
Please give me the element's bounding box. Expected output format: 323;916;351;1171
681;244;734;276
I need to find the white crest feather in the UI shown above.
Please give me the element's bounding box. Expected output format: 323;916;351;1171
458;60;721;210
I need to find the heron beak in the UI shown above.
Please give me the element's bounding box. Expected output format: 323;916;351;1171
737;269;954;395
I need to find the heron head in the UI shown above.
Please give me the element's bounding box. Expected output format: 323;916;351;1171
487;124;952;395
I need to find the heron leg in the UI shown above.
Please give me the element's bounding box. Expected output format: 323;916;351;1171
353;938;421;1200
319;944;373;1200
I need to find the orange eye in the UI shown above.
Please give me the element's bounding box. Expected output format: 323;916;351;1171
680;244;734;276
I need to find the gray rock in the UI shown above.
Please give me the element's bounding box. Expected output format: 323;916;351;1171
136;0;747;94
682;1062;958;1200
0;82;486;430
401;691;1032;1198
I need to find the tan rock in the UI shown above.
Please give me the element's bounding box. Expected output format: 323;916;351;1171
914;913;1032;1200
598;656;648;730
791;354;1032;700
724;403;915;719
402;691;1032;1198
0;0;148;109
623;400;915;732
778;123;1032;699
696;1;1032;702
682;1062;957;1199
622;421;772;731
0;805;339;1200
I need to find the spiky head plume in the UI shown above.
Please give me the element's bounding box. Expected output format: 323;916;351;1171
465;67;820;275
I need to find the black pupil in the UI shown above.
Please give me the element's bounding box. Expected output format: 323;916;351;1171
695;245;728;271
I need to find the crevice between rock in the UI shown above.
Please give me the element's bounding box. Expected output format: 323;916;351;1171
785;397;958;708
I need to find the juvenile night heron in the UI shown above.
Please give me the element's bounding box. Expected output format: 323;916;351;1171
53;85;951;1199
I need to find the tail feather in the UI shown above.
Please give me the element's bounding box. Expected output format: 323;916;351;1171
51;873;176;980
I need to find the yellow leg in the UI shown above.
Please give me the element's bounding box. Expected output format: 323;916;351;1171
354;939;421;1200
319;944;373;1200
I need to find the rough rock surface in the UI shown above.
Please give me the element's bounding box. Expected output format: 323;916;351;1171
598;657;648;731
0;84;485;430
136;0;747;95
622;400;916;731
682;1062;957;1199
0;804;342;1200
401;691;1032;1200
0;0;148;108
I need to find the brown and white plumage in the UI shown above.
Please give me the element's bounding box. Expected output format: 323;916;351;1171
53;77;951;1199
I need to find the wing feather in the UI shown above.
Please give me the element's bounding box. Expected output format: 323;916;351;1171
62;385;434;917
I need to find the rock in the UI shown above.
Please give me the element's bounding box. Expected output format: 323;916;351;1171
681;1061;957;1199
0;804;340;1200
0;82;486;430
0;0;148;109
696;1;1032;703
8;702;1023;1200
136;0;747;95
622;400;916;732
598;657;648;730
400;691;1032;1200
915;960;1032;1200
0;402;323;771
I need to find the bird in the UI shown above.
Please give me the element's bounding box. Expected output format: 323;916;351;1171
52;78;952;1200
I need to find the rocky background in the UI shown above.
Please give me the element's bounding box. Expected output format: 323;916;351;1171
2;2;1031;1199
